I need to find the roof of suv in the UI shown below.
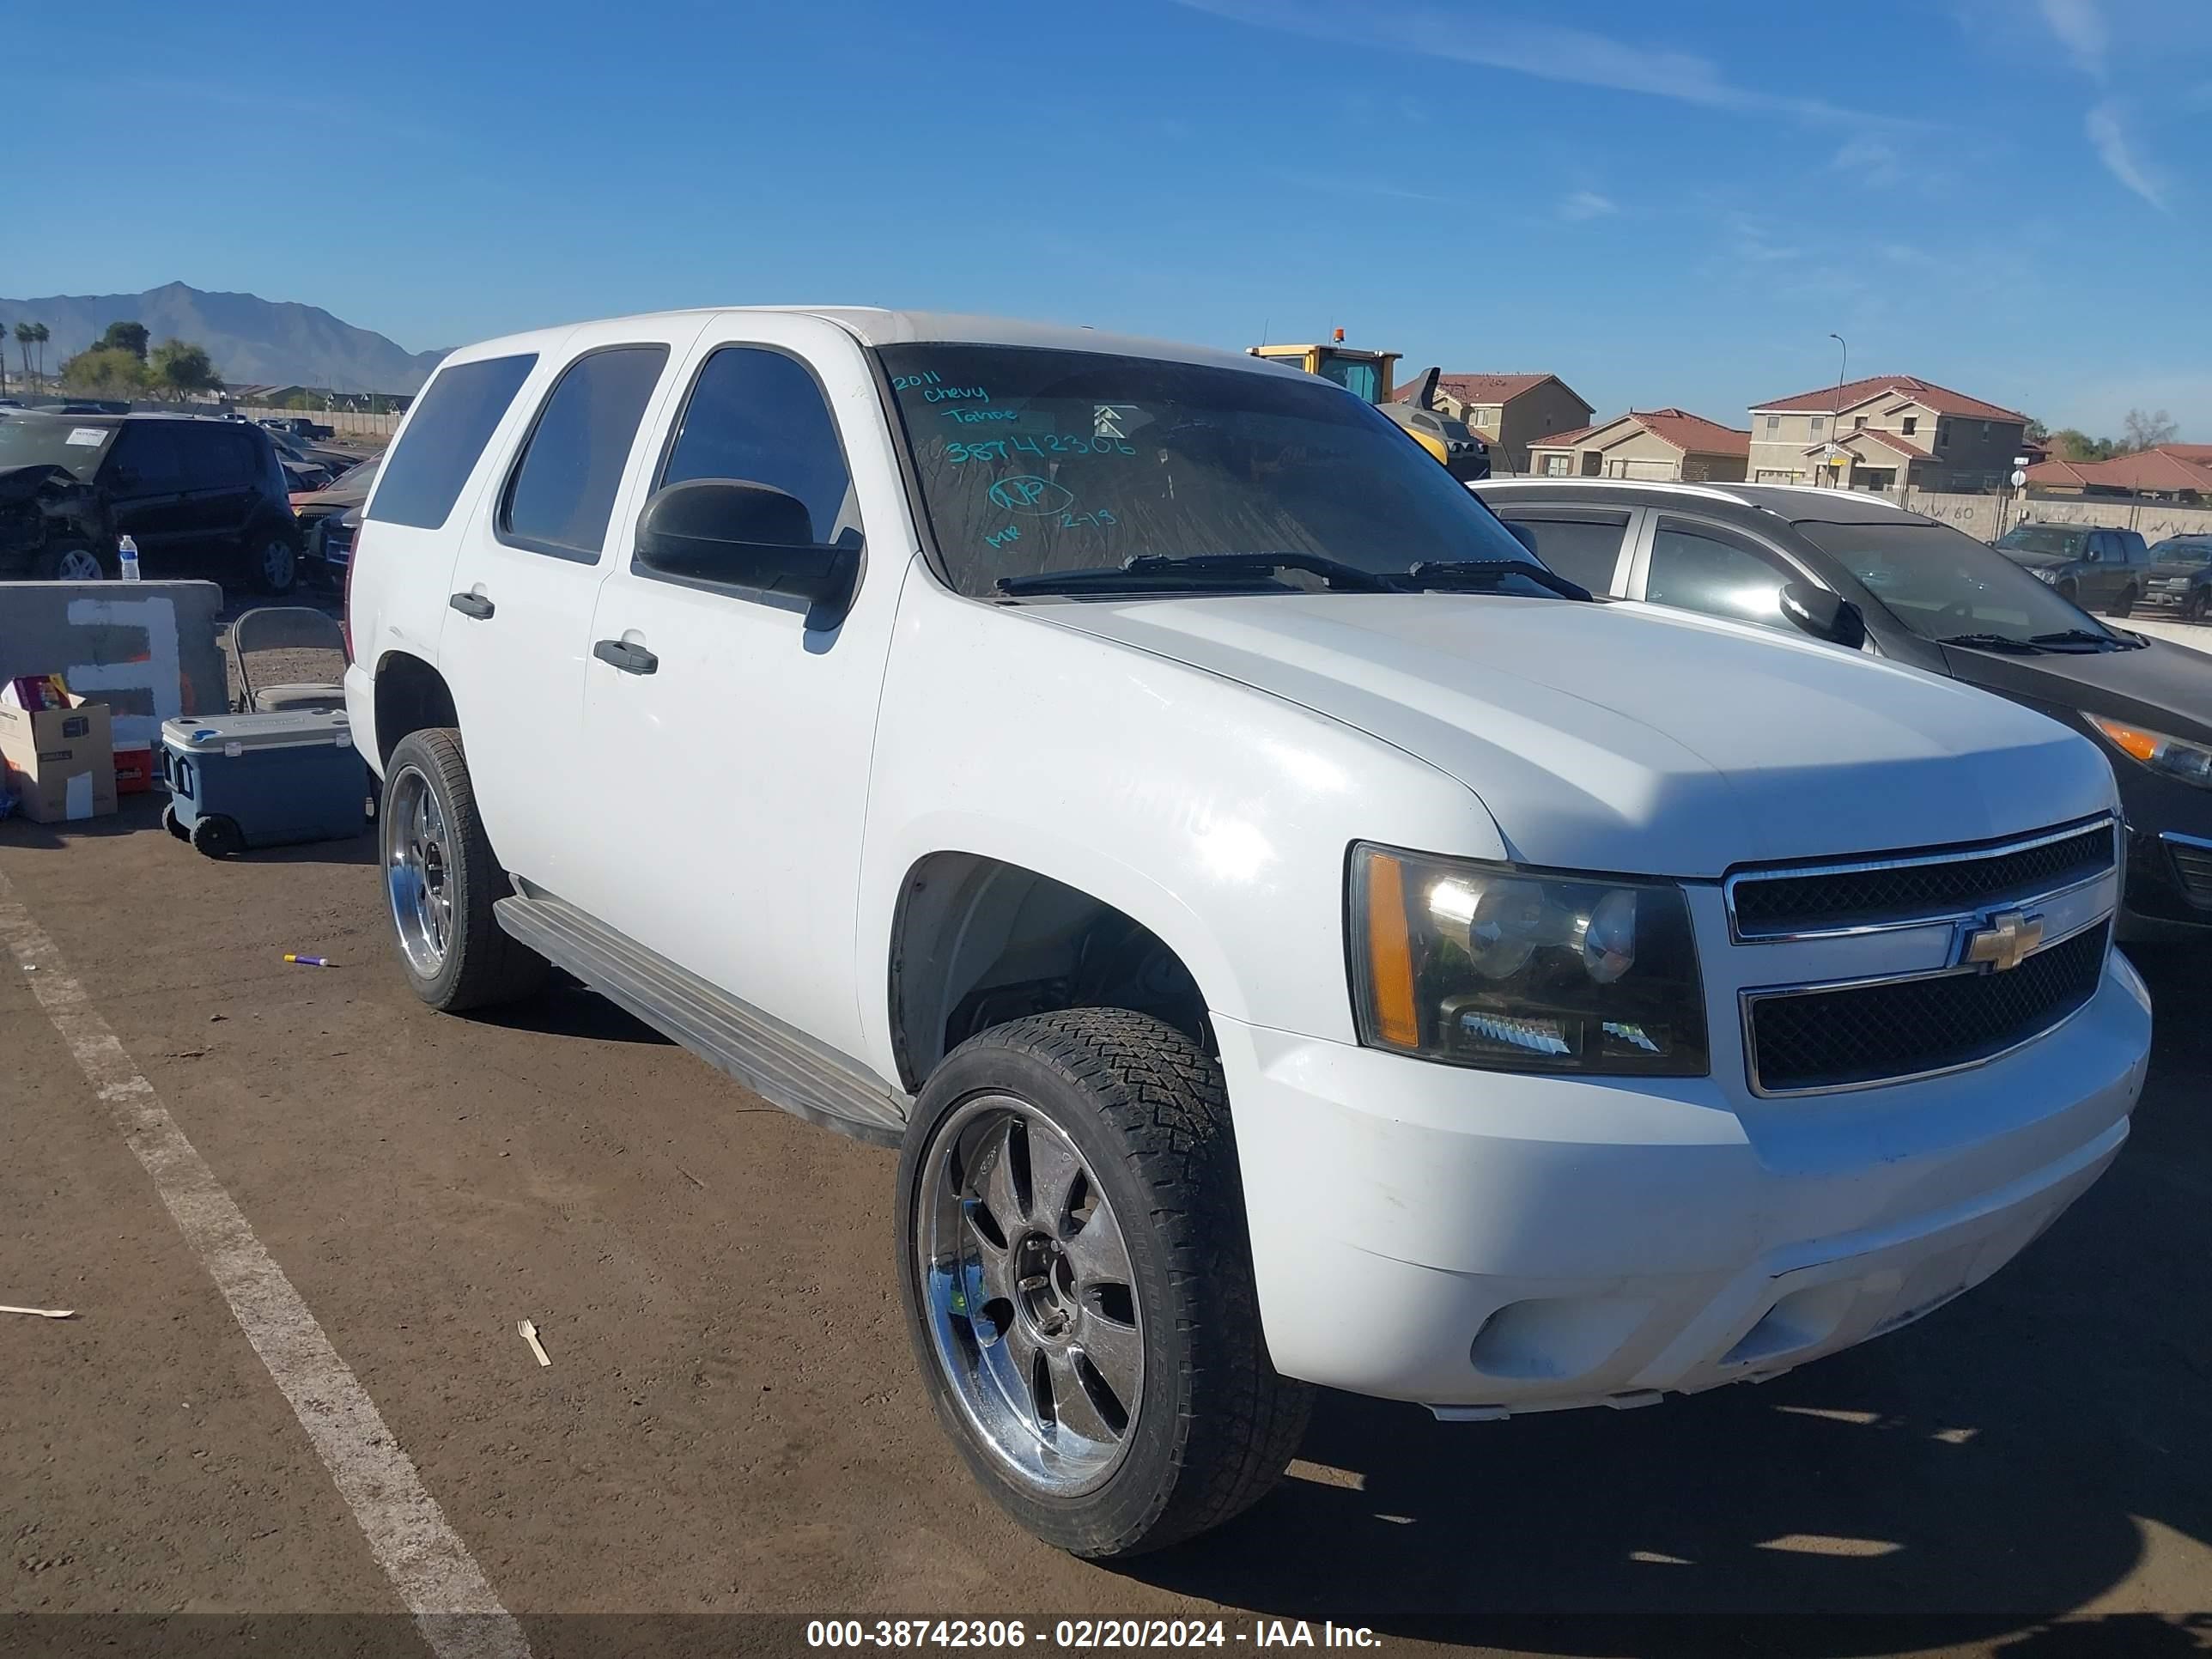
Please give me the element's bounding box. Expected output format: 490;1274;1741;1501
1475;477;1914;525
445;307;1290;379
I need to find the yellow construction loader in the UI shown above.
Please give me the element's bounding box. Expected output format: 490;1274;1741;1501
1248;333;1492;481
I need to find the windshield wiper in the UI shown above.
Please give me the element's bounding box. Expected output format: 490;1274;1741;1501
1407;560;1594;602
1938;632;2045;653
998;550;1591;602
2030;628;2137;651
999;551;1402;598
1127;552;1404;591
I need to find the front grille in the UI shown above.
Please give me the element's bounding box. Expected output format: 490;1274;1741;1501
2171;841;2212;905
1730;820;2114;939
1747;924;2107;1095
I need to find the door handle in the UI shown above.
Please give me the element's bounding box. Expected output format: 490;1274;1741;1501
593;638;659;676
448;592;495;620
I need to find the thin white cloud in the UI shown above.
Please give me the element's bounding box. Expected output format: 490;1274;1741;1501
1170;0;1921;126
2084;102;2170;211
2035;1;2175;213
1267;168;1456;206
2037;0;2109;78
1832;137;1904;187
1727;213;1802;264
1559;191;1618;222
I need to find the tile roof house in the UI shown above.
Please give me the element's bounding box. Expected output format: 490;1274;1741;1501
1747;374;2030;495
2026;447;2212;502
1395;372;1593;472
1527;408;1752;483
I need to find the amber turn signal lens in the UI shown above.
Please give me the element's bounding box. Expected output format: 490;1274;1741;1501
2087;716;2160;764
1362;851;1421;1049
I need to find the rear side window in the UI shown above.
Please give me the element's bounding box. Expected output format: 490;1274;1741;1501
500;345;670;562
368;353;537;530
1495;511;1630;593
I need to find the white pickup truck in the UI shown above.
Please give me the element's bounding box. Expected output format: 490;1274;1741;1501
345;307;2151;1558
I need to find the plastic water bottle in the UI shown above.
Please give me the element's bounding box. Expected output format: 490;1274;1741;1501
118;535;141;582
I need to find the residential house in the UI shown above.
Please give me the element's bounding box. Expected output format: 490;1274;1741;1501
2025;446;2212;504
1396;373;1593;472
1746;374;2029;493
1526;409;1751;483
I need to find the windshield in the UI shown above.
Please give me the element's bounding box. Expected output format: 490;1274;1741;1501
878;344;1541;599
2149;538;2212;565
1799;519;2116;645
0;415;115;480
1997;526;2088;559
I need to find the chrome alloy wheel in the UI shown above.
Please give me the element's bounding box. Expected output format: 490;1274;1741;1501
384;765;454;978
55;546;105;580
916;1095;1145;1495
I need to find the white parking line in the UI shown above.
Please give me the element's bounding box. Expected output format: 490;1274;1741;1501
0;872;532;1659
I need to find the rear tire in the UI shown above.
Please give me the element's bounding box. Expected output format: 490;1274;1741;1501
2187;590;2208;623
896;1009;1311;1558
380;727;547;1012
2108;585;2136;618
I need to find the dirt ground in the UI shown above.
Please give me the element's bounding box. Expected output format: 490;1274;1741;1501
2;798;2208;1659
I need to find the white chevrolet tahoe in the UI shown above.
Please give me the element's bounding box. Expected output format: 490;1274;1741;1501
345;307;2151;1558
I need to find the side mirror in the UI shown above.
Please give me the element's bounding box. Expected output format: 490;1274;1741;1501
635;478;860;629
1502;520;1541;558
1779;580;1868;649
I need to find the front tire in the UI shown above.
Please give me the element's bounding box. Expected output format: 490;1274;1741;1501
2057;578;2080;605
380;728;547;1012
896;1009;1311;1558
2187;590;2208;623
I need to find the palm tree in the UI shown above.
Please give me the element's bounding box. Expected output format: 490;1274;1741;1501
31;322;49;380
11;322;32;386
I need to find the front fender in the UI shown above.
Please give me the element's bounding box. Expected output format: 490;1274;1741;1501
854;584;1503;1079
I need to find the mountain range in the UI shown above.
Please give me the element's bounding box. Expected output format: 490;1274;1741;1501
0;283;446;393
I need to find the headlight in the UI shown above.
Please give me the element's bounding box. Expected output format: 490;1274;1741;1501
2087;715;2212;789
1348;844;1708;1075
2029;568;2057;584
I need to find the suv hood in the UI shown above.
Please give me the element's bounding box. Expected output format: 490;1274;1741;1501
2145;560;2211;581
1944;634;2212;746
0;462;78;505
1034;594;2114;877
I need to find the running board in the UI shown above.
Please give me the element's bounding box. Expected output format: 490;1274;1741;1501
493;891;908;1147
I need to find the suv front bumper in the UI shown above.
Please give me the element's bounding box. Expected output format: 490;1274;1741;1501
1215;948;2148;1412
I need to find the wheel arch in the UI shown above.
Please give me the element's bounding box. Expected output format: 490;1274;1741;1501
372;649;459;770
884;848;1236;1094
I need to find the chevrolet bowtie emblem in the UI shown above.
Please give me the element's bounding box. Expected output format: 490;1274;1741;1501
1963;909;2045;973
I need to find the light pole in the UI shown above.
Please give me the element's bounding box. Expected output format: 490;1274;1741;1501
1826;332;1848;489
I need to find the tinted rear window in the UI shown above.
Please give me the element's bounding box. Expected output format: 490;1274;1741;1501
501;344;669;561
368;354;537;530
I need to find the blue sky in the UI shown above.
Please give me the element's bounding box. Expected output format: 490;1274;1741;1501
9;0;2208;436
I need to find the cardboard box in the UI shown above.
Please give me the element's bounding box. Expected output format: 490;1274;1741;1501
0;692;117;823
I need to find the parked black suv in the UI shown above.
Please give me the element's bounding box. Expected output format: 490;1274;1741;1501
2139;535;2212;621
0;411;302;592
1476;479;2212;940
1994;521;2151;617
